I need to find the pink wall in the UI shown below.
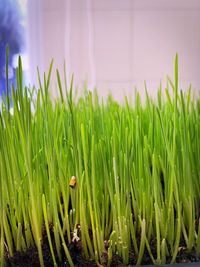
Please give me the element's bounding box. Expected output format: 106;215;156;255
29;0;200;100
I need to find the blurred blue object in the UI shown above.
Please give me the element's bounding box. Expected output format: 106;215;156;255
0;0;26;96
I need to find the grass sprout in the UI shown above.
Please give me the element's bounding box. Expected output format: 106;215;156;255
0;54;200;266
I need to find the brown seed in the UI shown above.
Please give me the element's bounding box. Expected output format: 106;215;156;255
69;176;77;188
76;224;81;229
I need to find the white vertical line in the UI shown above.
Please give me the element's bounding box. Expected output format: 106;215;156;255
27;0;43;86
64;0;71;80
131;0;134;86
86;0;96;89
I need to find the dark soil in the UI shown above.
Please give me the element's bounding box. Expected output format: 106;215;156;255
4;226;200;267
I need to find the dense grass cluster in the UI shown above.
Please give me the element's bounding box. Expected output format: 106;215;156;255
0;55;200;266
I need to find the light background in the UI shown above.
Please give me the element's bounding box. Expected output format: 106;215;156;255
28;0;200;100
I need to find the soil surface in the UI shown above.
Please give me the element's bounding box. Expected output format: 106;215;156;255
4;226;200;267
